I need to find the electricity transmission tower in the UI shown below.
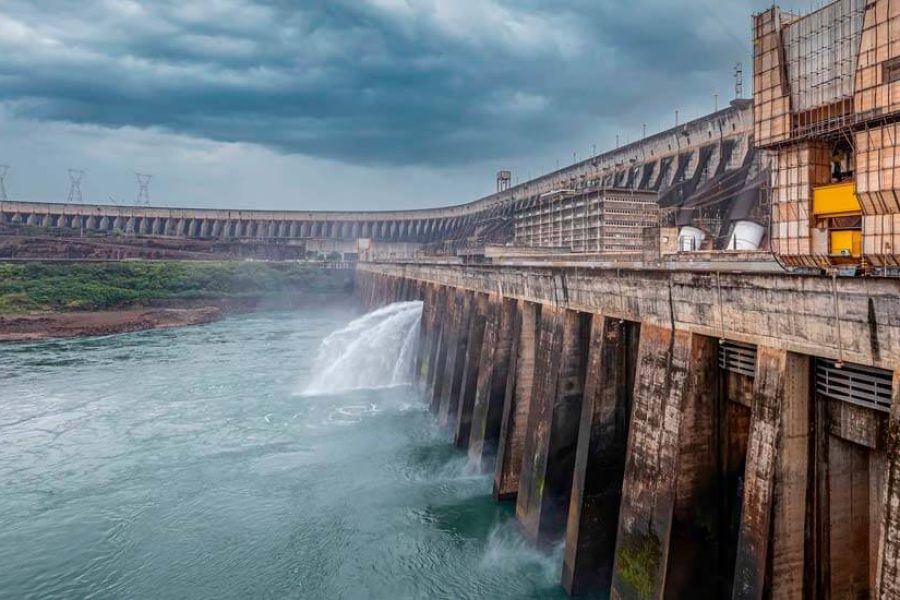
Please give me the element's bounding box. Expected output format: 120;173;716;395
135;172;152;205
67;169;85;203
0;165;9;201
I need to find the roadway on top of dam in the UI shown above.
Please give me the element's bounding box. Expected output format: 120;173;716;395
358;260;900;371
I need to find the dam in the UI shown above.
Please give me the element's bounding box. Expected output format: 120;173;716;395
3;0;900;597
356;262;900;598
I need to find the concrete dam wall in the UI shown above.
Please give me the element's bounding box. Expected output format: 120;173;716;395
0;101;759;254
356;262;900;598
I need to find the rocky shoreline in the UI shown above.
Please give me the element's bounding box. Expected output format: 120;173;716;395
0;307;223;342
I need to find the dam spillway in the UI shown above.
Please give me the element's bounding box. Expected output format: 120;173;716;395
357;262;900;598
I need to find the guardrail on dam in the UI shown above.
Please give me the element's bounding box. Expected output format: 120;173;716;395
356;261;900;599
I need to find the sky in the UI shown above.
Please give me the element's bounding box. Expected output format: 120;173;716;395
0;0;810;211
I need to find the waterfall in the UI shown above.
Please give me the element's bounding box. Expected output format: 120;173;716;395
302;301;423;396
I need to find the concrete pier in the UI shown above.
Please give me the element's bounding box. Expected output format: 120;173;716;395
877;370;900;600
355;263;900;598
454;293;490;448
437;290;473;428
608;325;708;599
732;349;810;600
494;301;540;501
468;297;517;471
562;317;637;595
516;307;589;545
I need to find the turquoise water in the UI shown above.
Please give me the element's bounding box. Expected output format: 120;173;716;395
0;308;565;599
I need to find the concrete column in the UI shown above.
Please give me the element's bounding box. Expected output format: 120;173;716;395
516;306;589;546
609;324;718;600
468;297;517;471
875;369;900;599
562;318;638;596
665;334;720;599
430;288;456;412
732;348;810;600
421;285;448;393
453;293;490;448
416;284;436;383
494;301;540;500
437;290;474;429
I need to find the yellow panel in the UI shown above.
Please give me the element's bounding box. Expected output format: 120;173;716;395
830;229;861;256
813;182;862;216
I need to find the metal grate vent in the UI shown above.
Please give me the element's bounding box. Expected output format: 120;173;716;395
719;341;757;377
815;360;894;413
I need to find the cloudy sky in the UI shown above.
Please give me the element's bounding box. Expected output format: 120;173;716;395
0;0;808;211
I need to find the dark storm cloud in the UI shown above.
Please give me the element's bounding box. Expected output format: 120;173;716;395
0;0;762;167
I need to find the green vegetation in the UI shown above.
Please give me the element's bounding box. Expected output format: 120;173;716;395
0;261;352;314
615;531;661;600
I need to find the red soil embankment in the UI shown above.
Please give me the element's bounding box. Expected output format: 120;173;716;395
0;307;222;342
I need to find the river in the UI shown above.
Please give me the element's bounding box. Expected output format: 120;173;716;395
0;305;567;599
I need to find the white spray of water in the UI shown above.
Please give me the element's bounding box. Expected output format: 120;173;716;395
302;301;423;396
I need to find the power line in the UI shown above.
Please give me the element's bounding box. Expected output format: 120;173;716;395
67;169;85;203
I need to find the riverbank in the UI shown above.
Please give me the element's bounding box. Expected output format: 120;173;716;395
0;261;356;341
0;307;223;342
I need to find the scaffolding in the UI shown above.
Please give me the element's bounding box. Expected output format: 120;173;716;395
855;0;900;118
514;188;659;253
769;142;833;267
753;8;795;147
783;0;866;137
753;1;900;271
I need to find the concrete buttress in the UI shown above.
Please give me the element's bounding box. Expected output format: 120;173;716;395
562;317;638;596
494;301;540;501
468;297;517;472
430;288;456;413
609;324;716;600
876;369;900;599
731;348;810;600
424;286;448;396
454;293;490;448
438;290;474;428
416;284;436;385
516;306;589;546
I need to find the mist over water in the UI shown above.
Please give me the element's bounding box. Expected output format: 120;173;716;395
0;304;568;599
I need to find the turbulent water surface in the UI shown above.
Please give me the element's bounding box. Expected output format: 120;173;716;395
0;304;567;599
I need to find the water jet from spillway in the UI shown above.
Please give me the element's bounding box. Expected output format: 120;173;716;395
302;301;423;396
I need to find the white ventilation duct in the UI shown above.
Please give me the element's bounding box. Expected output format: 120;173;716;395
678;226;706;252
726;220;766;251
